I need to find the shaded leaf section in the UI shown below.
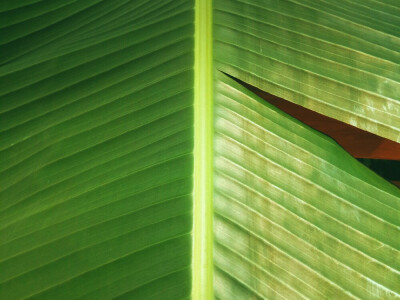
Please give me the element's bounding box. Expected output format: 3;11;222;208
0;0;195;299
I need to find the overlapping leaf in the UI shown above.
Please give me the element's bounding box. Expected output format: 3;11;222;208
213;72;400;300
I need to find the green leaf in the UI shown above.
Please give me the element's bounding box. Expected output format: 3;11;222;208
214;0;400;142
214;72;400;300
0;1;195;299
1;0;399;299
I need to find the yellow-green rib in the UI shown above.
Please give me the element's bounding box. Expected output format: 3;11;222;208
193;0;214;298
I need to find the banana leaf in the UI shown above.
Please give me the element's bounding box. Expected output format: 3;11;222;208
214;72;400;300
0;0;399;299
214;0;400;142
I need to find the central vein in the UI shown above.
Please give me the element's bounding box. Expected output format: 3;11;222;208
193;0;213;299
